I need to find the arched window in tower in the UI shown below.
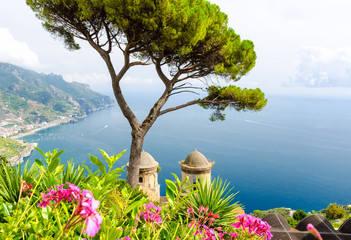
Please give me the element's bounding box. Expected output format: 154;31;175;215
139;177;143;183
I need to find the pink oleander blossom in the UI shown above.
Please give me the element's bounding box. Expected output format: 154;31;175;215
116;237;131;240
37;183;103;237
139;201;162;224
232;214;273;240
20;180;33;196
187;205;194;217
186;206;223;240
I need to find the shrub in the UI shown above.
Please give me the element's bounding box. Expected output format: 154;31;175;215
252;207;291;218
286;217;299;228
325;203;346;220
293;209;308;221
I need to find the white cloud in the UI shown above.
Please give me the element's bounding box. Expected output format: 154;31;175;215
289;47;351;87
122;76;156;85
63;73;164;96
0;28;40;69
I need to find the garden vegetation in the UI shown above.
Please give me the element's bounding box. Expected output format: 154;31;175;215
0;148;273;239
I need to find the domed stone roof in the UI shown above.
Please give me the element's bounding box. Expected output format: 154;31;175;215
182;151;211;168
139;151;158;168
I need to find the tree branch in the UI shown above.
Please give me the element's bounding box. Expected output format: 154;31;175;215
159;99;234;116
129;61;151;67
155;61;171;88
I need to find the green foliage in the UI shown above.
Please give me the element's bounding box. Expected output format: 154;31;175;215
293;209;308;221
0;160;22;203
0;147;273;239
84;149;126;203
286;217;299;228
26;0;262;98
252;207;292;218
325;203;346;220
0;137;26;159
200;85;267;121
165;174;196;220
186;176;240;227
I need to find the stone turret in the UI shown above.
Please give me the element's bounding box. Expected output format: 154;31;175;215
180;150;213;185
127;151;160;201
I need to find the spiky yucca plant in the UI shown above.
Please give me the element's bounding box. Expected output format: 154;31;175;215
0;158;37;203
186;176;241;227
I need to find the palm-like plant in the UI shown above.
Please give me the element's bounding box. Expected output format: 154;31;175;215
60;159;87;187
186;176;241;227
0;158;38;203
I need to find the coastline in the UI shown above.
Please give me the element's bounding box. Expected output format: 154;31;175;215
10;117;74;140
6;104;115;165
8;141;38;166
10;104;115;141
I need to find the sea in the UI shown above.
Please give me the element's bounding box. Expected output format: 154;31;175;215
21;95;351;213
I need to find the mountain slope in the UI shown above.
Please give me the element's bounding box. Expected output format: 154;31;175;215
0;62;114;125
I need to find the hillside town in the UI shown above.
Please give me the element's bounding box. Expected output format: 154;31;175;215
0;115;75;139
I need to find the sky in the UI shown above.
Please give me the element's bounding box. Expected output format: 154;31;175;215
1;0;351;99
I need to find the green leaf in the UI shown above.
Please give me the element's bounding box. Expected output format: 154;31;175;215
52;149;64;161
35;159;44;168
2;203;10;216
112;149;126;163
165;179;178;195
100;149;112;169
104;174;117;186
41;207;49;220
109;149;126;170
54;165;65;175
125;201;142;215
166;187;175;206
109;168;124;175
110;200;121;218
34;147;45;157
48;157;60;173
89;154;106;175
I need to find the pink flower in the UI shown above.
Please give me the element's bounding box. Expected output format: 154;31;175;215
67;182;81;200
37;183;103;237
198;205;204;214
232;214;273;240
230;233;239;239
307;223;323;240
85;212;103;237
187;205;194;217
79;190;103;237
139;202;162;224
21;180;33;193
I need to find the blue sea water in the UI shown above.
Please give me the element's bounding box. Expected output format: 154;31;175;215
22;96;351;213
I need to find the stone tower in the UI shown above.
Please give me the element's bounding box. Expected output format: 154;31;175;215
180;150;213;186
127;151;160;201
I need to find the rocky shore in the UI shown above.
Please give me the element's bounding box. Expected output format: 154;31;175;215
9;141;38;166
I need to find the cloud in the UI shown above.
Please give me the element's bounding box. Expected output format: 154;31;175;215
63;73;163;96
0;28;40;69
289;47;351;87
121;76;156;85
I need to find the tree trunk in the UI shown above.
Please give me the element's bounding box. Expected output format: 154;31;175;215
127;131;145;188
